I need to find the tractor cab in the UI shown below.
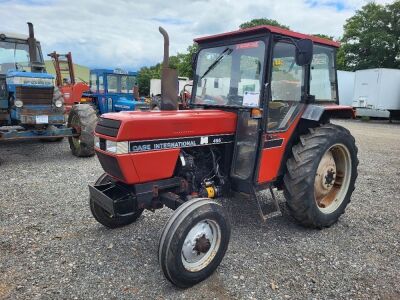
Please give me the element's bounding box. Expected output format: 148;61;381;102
86;69;149;113
189;26;349;189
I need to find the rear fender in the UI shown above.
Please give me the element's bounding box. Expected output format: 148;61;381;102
273;104;354;189
301;104;355;123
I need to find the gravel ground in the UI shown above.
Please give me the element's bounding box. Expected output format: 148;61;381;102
0;119;399;300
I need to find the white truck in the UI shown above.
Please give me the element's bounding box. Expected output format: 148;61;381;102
150;77;192;97
352;68;400;120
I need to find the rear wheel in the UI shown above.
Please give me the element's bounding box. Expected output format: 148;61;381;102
90;173;144;228
283;124;358;228
67;104;97;157
159;198;230;288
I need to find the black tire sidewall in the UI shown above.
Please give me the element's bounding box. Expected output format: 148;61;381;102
160;201;230;288
285;125;358;227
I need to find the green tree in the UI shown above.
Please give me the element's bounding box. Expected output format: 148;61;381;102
239;18;290;30
339;2;400;71
312;34;334;40
137;44;198;96
137;64;161;96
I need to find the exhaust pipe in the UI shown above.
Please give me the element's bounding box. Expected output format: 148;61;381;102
27;22;38;63
158;27;178;110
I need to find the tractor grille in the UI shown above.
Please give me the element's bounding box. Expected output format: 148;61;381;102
96;117;121;137
16;86;54;105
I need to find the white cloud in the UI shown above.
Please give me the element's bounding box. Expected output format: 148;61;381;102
0;0;394;70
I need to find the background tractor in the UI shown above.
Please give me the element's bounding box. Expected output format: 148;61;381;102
88;26;358;287
84;69;149;113
0;23;96;156
48;51;89;114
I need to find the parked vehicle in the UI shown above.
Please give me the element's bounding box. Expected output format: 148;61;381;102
352;68;400;120
88;26;358;287
48;51;89;114
85;69;149;114
0;23;96;156
337;70;355;106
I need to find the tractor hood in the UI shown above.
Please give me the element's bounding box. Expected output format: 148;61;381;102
6;71;54;87
96;109;237;141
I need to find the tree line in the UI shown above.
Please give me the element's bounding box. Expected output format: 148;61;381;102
138;1;400;95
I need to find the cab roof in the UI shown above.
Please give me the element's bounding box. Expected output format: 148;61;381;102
0;32;29;41
194;25;340;48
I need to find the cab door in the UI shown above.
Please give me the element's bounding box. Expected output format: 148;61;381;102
257;40;306;184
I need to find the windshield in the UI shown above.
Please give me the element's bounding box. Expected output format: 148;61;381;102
193;40;265;107
0;40;41;74
106;74;136;93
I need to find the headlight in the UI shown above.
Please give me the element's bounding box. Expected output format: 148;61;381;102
14;100;23;108
106;140;129;154
54;99;63;108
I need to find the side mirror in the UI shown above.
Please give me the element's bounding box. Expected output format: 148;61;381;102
295;39;313;66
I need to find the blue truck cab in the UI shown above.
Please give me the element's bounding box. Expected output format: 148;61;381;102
86;69;149;114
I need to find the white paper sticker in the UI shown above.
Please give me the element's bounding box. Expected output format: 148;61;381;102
200;136;209;145
243;92;260;107
36;115;48;124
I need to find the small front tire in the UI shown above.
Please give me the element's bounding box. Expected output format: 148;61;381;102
158;198;231;288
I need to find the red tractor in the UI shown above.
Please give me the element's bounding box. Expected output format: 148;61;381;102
89;26;358;287
48;51;89;113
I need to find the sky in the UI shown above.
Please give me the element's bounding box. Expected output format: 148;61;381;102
0;0;394;70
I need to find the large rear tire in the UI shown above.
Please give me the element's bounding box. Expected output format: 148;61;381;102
90;173;144;228
68;104;97;157
158;198;230;288
283;124;358;228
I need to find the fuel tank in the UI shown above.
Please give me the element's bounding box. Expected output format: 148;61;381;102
99;109;237;141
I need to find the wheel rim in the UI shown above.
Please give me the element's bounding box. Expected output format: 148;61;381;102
70;114;81;149
314;143;352;214
181;219;221;272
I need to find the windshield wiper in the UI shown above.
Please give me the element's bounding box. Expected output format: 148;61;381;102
201;47;233;79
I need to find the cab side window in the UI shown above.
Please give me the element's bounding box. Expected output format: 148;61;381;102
99;75;104;94
268;42;304;131
90;74;97;92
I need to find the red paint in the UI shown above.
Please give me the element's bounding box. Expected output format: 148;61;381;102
257;110;304;183
60;82;89;112
95;148;179;185
130;149;180;183
323;104;355;118
194;25;340;48
236;41;260;49
100;110;237;142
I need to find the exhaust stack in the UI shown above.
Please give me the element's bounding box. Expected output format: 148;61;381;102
27;22;38;63
159;27;178;110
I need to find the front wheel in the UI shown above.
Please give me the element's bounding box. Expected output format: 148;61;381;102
67;104;97;157
158;198;231;288
283;124;358;228
90;173;144;228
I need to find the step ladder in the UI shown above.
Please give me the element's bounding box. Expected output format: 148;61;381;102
48;51;76;87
